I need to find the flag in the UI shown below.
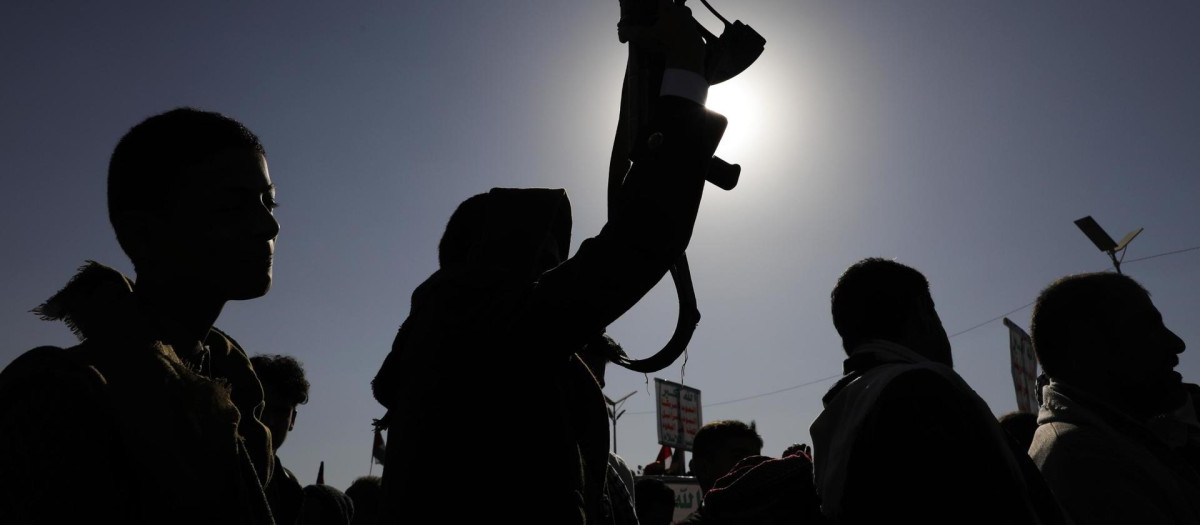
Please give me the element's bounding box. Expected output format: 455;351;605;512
372;427;387;465
316;460;325;485
655;444;672;464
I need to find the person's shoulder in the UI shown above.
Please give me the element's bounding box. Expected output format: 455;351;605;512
0;345;105;396
1031;419;1189;523
204;327;259;390
1031;419;1119;466
0;345;108;444
880;365;962;404
866;366;986;440
206;326;248;362
1030;418;1160;490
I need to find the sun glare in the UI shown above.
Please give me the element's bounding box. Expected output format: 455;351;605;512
705;81;764;162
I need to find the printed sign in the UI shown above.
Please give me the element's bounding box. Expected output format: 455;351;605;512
655;378;702;450
1004;318;1039;413
637;475;703;523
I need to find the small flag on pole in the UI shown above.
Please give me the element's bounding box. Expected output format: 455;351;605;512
655;444;672;464
316;461;325;485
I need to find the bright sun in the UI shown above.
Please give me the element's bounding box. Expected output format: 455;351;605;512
704;81;763;162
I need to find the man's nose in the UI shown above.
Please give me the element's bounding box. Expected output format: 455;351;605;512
258;207;280;241
1166;327;1185;355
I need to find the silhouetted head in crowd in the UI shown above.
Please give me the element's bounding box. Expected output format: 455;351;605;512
298;484;354;525
1031;272;1186;418
689;420;763;493
635;478;677;525
345;476;382;525
436;189;571;279
109;107;278;303
251;354;310;452
998;411;1039;453
831;258;952;366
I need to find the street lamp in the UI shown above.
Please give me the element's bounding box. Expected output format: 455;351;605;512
1074;216;1143;274
606;391;636;453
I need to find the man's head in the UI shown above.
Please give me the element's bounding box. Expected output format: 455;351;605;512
831;258;952;365
345;476;382;525
250;354;310;452
1031;272;1186;418
634;478;677;525
109;107;279;301
436;188;571;280
998;411;1038;453
689;420;763;493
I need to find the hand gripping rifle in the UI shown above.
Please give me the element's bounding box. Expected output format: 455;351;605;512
607;0;764;373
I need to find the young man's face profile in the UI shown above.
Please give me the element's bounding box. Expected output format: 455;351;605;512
1099;290;1187;415
161;148;280;300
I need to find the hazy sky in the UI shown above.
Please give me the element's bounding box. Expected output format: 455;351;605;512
3;2;1198;491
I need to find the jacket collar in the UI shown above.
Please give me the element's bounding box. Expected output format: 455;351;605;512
34;260;214;374
843;340;930;375
822;340;931;407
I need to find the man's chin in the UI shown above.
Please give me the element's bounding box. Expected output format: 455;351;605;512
1141;376;1188;415
226;277;272;301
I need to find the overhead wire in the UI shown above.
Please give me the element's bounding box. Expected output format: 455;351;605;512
625;242;1199;414
1124;245;1200;264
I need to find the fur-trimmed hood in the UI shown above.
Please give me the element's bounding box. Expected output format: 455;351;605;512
33;260;146;343
1;261;276;523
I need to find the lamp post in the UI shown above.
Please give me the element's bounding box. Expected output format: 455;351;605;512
1074;216;1143;274
606;390;636;453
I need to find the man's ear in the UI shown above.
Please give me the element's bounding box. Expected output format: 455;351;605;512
113;210;165;270
895;296;927;342
912;294;937;328
1060;318;1105;379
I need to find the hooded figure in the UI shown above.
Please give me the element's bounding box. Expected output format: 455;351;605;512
373;93;726;523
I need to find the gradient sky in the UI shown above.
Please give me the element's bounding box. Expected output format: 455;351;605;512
3;2;1198;491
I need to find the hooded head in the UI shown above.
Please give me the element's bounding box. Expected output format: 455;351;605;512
437;188;572;281
371;188;574;415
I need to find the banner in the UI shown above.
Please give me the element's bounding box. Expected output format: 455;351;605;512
655;378;702;451
637;475;703;522
1003;318;1039;413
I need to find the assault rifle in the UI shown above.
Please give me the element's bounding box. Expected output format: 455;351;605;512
607;0;764;373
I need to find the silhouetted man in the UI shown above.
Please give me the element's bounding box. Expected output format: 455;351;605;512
253;353;312;525
345;476;382;525
681;449;826;524
298;484;355;525
370;3;726;522
1029;272;1200;523
809;258;1067;524
0;108;278;524
635;478;677;525
676;420;764;524
689;420;763;496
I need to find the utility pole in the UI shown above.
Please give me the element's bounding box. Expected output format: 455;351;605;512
1074;216;1143;274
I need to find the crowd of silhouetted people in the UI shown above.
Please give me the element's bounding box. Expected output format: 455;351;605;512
2;1;1199;523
